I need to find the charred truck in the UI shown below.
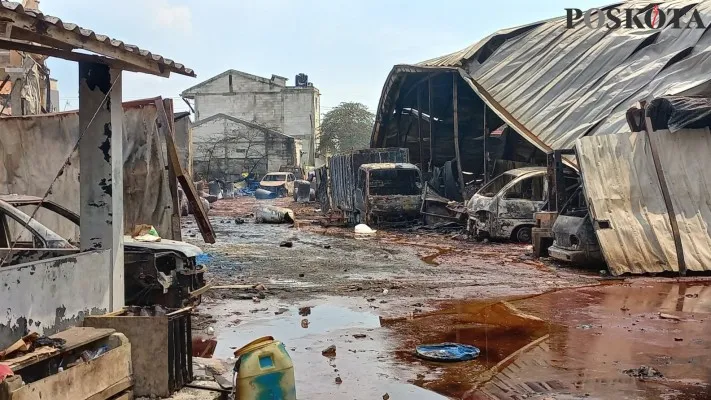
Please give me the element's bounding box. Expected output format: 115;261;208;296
327;148;422;225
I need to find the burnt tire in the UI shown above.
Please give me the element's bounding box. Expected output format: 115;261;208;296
513;226;533;243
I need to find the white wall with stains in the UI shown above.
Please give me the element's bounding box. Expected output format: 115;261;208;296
0;250;111;348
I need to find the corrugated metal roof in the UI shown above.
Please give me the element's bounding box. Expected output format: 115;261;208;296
0;1;195;77
374;0;711;154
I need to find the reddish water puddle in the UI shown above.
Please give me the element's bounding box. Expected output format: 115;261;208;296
386;281;711;399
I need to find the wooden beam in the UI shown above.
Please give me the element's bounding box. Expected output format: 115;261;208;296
0;8;180;77
164;98;182;241
154;98;216;244
0;38;169;77
644;116;686;276
452;73;465;200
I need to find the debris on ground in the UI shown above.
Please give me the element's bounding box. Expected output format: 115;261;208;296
335;376;343;384
659;313;681;321
254;283;267;291
301;319;310;328
299;306;312;316
255;205;295;223
322;345;337;357
353;334;367;339
275;308;288;315
234;217;245;224
280;241;294;248
623;366;663;379
674;337;684;341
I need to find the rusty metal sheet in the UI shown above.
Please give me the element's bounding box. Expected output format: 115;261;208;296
576;128;711;275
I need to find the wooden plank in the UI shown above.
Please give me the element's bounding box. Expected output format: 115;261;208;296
85;376;132;400
8;334;131;400
0;7;185;77
0;38;167;77
164;98;182;241
109;393;132;400
154;98;215;243
645;117;686;276
1;327;115;371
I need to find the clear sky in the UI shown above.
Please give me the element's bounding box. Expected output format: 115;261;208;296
42;0;603;114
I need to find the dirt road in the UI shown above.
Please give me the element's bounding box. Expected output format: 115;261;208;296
185;197;711;399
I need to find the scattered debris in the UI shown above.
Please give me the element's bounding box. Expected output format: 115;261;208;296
252;297;261;303
659;313;681;321
577;324;593;330
255;205;295;223
383;394;390;400
275;308;289;315
299;273;305;277
620;305;630;311
280;241;293;248
301;319;310;328
674;337;684;342
254;283;267;291
234;217;245;224
335;376;342;384
382;289;389;295
323;244;332;249
299;306;312;316
322;345;337;357
623;366;663;379
353;334;367;339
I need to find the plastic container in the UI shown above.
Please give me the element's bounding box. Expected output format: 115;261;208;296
233;336;296;400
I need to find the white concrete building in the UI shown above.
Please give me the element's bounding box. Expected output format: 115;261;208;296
182;70;320;167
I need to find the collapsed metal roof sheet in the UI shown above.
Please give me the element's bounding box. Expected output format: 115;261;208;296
374;0;711;155
0;1;195;77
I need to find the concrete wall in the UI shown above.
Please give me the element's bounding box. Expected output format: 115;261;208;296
0;250;111;348
186;70;320;166
192;115;296;181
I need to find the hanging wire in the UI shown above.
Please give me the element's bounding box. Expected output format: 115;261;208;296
0;72;122;267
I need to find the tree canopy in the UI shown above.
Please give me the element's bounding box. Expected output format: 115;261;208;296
317;102;374;156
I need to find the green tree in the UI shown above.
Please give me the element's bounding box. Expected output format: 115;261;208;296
317;102;374;156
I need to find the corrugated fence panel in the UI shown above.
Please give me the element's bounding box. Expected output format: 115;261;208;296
649;128;711;272
576;132;676;275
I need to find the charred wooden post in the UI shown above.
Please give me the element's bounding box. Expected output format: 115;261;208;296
78;61;124;310
428;76;434;173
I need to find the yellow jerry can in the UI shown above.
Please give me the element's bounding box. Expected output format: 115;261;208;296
234;336;296;400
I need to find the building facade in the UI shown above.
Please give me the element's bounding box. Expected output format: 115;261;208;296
182;69;320;167
191;113;299;182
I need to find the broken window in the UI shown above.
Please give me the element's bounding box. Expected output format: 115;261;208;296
478;173;517;197
368;169;421;196
504;176;545;201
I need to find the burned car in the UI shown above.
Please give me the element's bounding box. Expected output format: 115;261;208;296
547;186;604;265
466;167;547;242
259;172;296;197
354;163;422;225
0;194;208;308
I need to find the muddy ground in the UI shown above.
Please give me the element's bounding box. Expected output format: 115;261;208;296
184;197;711;399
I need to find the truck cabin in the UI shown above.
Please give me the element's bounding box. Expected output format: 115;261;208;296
358;163;422;196
355;163;423;225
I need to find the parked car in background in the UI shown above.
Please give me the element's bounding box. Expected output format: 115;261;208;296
259;172;296;197
466;167;547;242
0;194;209;308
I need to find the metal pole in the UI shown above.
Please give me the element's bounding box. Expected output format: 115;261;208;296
483;103;487;184
452;73;465;200
428;76;434;173
417;84;424;169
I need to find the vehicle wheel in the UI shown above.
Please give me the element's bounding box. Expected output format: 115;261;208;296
513;226;533;243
